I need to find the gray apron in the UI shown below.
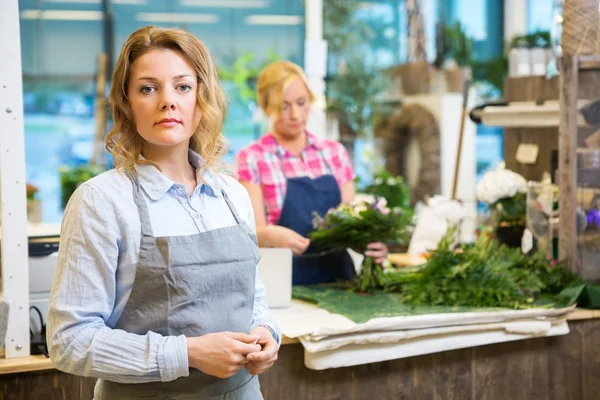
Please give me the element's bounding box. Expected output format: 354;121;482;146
95;173;263;400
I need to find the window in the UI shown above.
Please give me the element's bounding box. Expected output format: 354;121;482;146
527;0;555;33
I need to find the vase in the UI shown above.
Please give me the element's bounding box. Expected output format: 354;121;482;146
27;199;42;223
495;226;525;248
445;67;470;93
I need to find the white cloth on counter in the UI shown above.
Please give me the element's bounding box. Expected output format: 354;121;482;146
300;319;564;353
270;300;575;339
271;300;574;370
302;320;569;370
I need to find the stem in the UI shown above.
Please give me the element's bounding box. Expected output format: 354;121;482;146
357;256;387;293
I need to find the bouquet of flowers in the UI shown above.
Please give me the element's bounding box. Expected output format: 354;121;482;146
476;162;528;225
309;195;413;292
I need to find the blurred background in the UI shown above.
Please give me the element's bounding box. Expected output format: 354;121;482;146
17;0;557;222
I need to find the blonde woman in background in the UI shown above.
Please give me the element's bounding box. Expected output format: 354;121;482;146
236;61;387;285
47;26;278;400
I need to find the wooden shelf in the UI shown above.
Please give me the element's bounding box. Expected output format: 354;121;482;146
556;55;600;71
0;354;53;375
480;100;587;128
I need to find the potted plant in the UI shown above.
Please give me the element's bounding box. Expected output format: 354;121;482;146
59;164;105;209
326;57;386;161
26;183;42;223
443;21;474;92
476;163;528;248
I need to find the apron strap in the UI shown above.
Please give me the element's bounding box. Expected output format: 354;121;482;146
126;171;155;238
221;189;245;226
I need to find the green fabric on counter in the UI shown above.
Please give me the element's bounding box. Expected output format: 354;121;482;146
567;284;600;308
292;284;600;324
292;286;504;324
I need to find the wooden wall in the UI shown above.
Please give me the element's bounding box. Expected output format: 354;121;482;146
2;318;600;400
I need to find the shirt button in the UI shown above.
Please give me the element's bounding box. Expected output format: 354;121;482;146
195;213;201;218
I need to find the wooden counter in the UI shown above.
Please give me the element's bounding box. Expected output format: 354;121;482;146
1;309;599;399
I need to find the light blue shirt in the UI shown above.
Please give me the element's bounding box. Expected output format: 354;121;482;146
47;150;280;384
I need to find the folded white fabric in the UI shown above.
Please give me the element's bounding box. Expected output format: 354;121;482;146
299;319;563;353
302;321;569;370
271;300;575;339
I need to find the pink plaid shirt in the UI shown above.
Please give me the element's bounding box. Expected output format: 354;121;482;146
235;131;355;225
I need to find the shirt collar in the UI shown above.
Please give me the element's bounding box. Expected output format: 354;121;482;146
260;130;323;156
134;149;223;201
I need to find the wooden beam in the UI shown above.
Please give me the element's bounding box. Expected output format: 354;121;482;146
558;56;579;272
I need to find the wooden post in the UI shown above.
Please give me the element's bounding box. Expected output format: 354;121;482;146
451;80;471;200
405;0;427;62
558;55;579;272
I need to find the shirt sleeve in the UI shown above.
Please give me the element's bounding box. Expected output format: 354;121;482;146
337;142;356;185
240;184;282;344
235;148;261;184
46;184;189;383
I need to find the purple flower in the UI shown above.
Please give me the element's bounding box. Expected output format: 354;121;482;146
587;209;600;227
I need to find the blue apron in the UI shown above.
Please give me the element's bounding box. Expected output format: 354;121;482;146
274;148;355;285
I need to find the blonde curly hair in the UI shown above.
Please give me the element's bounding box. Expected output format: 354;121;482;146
106;26;227;173
256;60;315;118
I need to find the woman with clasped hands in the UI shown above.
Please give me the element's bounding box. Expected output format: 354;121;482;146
47;26;278;399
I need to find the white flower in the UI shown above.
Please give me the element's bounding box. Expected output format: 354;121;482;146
476;162;527;204
386;177;397;186
374;177;383;185
354;204;368;217
428;195;466;225
353;193;376;206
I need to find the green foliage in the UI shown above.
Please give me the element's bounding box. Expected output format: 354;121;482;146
309;199;413;293
218;49;281;103
327;58;387;137
385;228;582;309
323;0;368;55
470;55;509;95
310;203;413;252
59;164;105;208
510;30;551;49
363;170;411;209
444;21;474;67
494;192;527;226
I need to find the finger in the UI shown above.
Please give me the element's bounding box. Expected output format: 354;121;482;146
226;332;260;343
245;362;260;376
291;245;305;255
375;257;386;265
235;342;263;355
247;342;278;362
249;360;275;376
293;239;310;254
367;242;385;250
299;241;310;253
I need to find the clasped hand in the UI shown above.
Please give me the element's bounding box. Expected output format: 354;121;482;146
187;328;278;379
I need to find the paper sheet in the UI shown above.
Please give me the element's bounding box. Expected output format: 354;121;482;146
303;321;569;370
271;300;575;339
